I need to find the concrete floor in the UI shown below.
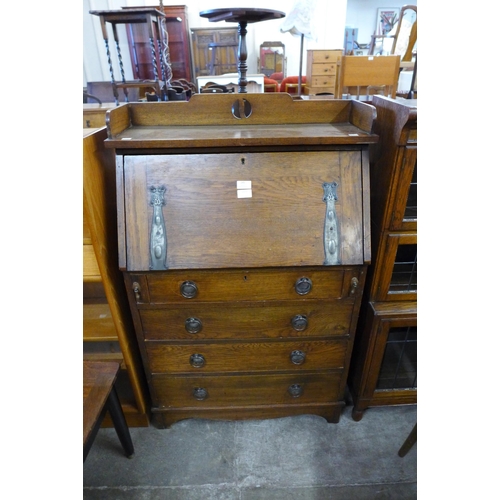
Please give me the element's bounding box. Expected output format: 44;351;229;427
83;404;417;499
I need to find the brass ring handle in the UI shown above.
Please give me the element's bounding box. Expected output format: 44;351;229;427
290;350;306;365
295;277;313;295
180;280;198;299
189;353;206;368
288;384;303;398
185;317;203;334
291;314;308;331
192;387;208;400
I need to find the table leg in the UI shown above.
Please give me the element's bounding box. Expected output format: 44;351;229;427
83;408;107;462
398;423;417;457
237;21;248;93
106;386;135;458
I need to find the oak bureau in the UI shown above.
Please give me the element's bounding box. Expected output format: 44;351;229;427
104;93;378;427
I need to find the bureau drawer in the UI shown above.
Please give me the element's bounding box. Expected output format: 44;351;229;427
309;75;337;87
309;50;342;63
145;339;348;373
151;371;343;407
309;63;338;76
140;300;353;340
131;267;360;304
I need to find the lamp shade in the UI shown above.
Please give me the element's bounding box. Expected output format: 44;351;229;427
280;0;318;40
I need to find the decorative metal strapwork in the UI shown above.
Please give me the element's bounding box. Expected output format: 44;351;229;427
322;181;340;265
149;186;168;270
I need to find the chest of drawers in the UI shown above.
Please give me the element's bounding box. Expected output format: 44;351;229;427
305;49;343;96
104;94;377;427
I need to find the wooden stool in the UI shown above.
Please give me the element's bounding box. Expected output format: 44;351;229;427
83;361;134;461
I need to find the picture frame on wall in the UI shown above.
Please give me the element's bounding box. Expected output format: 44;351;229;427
376;8;400;36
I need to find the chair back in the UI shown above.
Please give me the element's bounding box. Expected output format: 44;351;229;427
279;76;307;94
264;77;280;92
391;5;417;61
337;55;401;100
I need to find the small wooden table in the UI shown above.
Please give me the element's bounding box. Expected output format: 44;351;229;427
83;361;134;461
199;8;285;93
89;8;169;103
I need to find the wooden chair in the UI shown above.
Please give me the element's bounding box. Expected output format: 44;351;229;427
391;5;417;62
337;55;401;100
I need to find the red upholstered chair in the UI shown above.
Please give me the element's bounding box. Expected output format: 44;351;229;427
279;76;307;94
270;72;284;83
263;77;280;92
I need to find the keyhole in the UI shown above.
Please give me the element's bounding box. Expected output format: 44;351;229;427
241;158;245;165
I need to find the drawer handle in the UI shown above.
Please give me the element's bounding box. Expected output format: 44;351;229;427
350;277;359;296
291;314;308;331
180;280;198;299
290;350;306;365
132;282;141;301
192;387;208;401
288;384;303;398
295;277;312;295
189;353;206;368
185;317;203;334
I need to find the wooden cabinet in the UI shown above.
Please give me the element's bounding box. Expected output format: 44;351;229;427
190;27;239;79
104;94;377;427
83;103;120;128
125;5;193;83
305;50;343;96
348;96;417;420
83;127;150;427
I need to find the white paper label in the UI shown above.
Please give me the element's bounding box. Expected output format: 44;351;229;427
237;189;252;198
237;180;252;189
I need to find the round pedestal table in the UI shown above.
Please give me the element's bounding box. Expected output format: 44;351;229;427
199;8;285;93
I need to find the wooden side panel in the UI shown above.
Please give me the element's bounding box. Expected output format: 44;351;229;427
361;148;371;263
83;129;149;416
106;105;132;138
